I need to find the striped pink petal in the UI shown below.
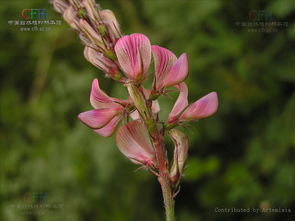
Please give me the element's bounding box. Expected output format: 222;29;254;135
180;92;218;121
152;45;177;90
168;83;188;123
162;53;188;88
116;120;155;166
94;116;121;137
90;79;127;109
78;108;122;129
114;33;151;81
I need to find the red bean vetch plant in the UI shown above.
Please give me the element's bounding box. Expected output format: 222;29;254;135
51;1;218;220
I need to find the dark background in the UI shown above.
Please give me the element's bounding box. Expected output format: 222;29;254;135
1;0;294;220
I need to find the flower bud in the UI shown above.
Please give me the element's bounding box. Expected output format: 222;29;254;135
79;19;104;48
52;0;69;14
63;6;80;30
82;0;100;22
126;83;152;121
100;9;121;43
169;129;189;185
84;46;121;79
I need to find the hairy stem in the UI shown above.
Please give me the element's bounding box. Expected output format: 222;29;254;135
127;83;175;221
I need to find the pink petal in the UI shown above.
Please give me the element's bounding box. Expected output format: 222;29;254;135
168;83;188;123
151;45;177;90
116;120;155;165
163;53;188;88
94;116;121;137
78;108;122;129
90;79;128;109
180;92;218;121
114;33;151;81
129;110;140;120
152;100;160;114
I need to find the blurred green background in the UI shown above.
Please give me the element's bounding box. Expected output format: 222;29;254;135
1;0;295;220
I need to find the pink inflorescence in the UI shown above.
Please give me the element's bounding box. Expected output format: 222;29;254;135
52;0;218;185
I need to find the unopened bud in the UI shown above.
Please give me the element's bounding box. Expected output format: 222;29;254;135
100;9;121;43
126;83;153;123
98;24;107;37
79;19;104;48
169;129;189;185
82;0;100;22
78;8;87;19
63;6;80;30
52;0;69;14
103;49;116;61
84;46;119;76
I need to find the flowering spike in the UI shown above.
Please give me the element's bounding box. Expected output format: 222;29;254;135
116;120;155;166
152;45;177;90
162;53;188;88
115;33;151;81
180;92;218;121
169;129;189;184
78;108;122;129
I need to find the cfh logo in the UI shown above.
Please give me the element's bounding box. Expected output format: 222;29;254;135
21;8;47;19
23;192;48;203
249;10;272;21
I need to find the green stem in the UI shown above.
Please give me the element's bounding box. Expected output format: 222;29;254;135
126;83;176;221
158;177;175;221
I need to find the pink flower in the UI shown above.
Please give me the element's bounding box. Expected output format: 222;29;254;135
152;45;188;91
179;92;218;121
116;120;155;166
78;79;129;137
114;33;151;81
168;83;218;123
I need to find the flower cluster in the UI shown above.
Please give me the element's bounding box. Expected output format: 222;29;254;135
52;0;218;186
